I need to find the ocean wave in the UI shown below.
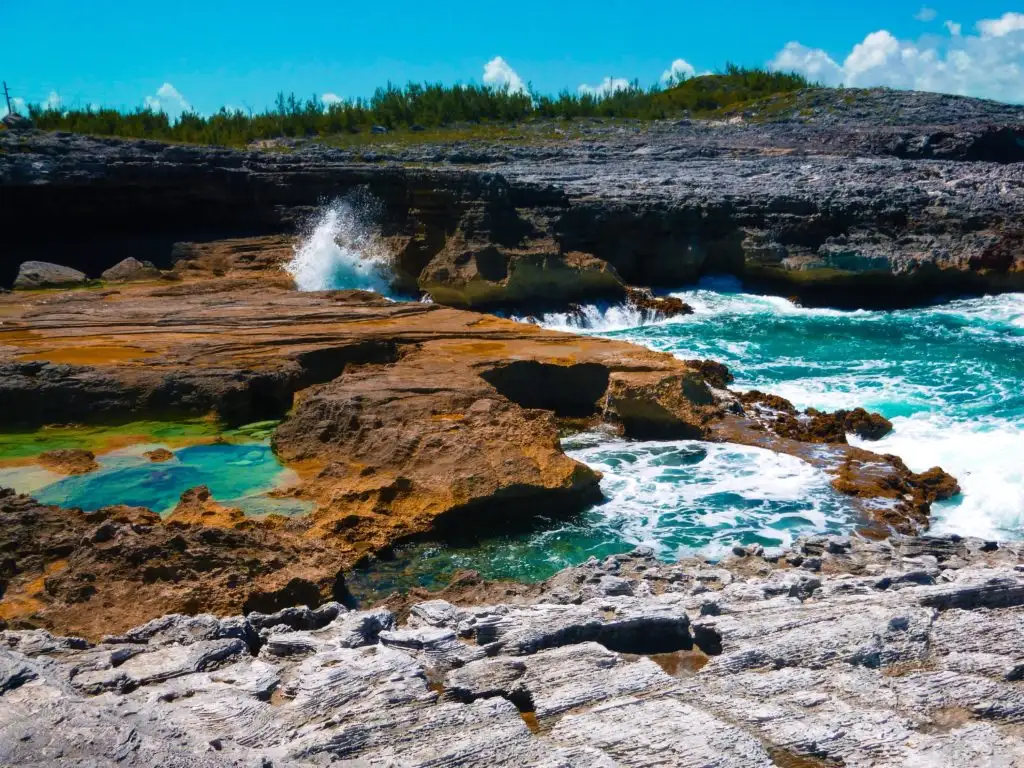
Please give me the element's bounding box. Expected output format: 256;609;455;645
564;434;854;559
552;285;1024;544
851;413;1024;540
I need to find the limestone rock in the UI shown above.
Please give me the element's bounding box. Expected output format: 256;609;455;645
2;534;1021;766
604;370;716;439
420;247;625;309
13;261;88;290
623;286;693;319
5;99;1024;306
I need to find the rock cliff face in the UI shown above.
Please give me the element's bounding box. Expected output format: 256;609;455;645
2;533;1022;767
3;88;1023;308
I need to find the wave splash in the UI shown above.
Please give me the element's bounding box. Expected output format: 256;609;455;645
285;199;395;294
519;302;670;333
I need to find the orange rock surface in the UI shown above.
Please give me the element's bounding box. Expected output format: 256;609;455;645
0;249;958;637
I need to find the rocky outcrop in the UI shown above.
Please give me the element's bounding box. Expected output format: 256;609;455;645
144;447;174;462
100;257;160;282
0;489;350;640
739;391;894;443
603;370;716;439
623;286;693;319
1;533;1022;766
36;449;98;475
12;261;88;290
0;275;955;535
3;90;1024;308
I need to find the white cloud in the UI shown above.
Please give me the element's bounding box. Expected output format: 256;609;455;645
578;76;631;97
482;56;528;95
1;96;26;119
771;42;844;85
144;82;190;117
661;58;697;84
978;11;1024;37
769;11;1024;103
321;92;343;106
915;7;937;22
44;91;62;111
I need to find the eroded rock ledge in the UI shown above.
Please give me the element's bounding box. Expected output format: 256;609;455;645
0;271;961;637
2;533;1022;767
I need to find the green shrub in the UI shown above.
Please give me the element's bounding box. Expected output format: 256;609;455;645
26;67;818;146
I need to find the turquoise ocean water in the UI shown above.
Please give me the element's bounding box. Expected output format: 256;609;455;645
349;279;1024;597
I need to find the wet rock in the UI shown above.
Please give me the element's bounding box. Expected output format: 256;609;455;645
836;406;895;440
624;286;693;319
604;370;716;439
36;448;98;475
687;359;734;389
13;261;88;290
739;393;893;444
101;257;160;282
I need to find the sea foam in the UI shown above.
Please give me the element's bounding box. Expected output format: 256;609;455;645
563;433;854;559
542;284;1024;545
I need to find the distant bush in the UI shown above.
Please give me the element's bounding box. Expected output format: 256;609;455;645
26;67;817;146
651;64;813;114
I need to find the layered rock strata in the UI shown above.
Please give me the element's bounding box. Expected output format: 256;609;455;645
3;88;1023;308
1;533;1021;766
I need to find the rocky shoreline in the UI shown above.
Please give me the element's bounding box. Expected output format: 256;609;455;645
0;255;958;639
3;532;1022;766
1;90;1022;766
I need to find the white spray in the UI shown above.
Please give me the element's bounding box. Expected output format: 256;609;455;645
285;199;395;294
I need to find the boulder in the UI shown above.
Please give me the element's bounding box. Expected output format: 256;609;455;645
604;370;716;439
13;261;88;290
143;448;174;462
624;287;693;319
1;113;32;131
100;257;160;282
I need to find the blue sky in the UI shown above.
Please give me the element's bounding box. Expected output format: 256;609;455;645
4;1;1024;116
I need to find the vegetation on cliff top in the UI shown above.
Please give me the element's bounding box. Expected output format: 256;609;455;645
19;66;814;147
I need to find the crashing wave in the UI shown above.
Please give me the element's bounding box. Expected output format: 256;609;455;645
284;199;395;294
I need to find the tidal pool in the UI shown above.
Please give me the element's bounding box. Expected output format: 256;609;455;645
0;423;310;517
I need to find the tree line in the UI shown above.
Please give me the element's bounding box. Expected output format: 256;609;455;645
23;66;814;146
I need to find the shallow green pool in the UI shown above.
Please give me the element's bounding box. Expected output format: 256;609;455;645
0;424;309;517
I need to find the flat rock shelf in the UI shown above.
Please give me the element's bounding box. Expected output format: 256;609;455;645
2;533;1022;767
